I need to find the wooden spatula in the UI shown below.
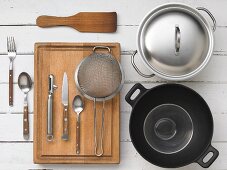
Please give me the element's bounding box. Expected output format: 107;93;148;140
36;12;117;33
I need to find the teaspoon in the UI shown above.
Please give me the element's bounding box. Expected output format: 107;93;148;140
72;95;84;154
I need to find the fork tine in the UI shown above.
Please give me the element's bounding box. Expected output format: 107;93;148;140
13;37;16;52
7;37;10;52
12;37;15;52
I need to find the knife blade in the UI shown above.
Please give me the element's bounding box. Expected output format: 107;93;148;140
62;72;69;140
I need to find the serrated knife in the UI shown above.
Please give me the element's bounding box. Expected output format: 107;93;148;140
62;72;69;140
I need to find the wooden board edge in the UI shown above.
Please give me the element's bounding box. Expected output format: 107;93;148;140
33;42;121;164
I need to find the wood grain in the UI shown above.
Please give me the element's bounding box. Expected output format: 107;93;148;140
9;69;13;106
34;42;120;164
36;12;117;33
23;105;29;139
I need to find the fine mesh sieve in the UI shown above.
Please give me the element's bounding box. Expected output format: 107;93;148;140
75;46;124;156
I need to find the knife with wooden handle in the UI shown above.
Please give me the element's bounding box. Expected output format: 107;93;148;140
36;12;117;33
61;72;69;141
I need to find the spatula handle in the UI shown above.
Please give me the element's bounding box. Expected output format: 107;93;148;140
36;16;69;28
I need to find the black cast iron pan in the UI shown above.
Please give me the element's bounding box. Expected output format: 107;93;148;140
125;83;219;168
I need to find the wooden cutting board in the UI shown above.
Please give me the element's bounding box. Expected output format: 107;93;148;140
34;42;120;164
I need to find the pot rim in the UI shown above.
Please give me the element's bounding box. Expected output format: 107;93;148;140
137;3;214;81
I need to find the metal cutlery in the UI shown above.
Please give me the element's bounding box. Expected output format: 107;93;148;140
61;72;69;141
7;37;17;106
47;75;57;141
72;95;84;154
18;72;32;140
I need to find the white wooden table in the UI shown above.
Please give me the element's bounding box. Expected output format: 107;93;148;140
0;0;227;169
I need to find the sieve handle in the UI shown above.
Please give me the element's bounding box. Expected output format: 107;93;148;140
93;46;111;53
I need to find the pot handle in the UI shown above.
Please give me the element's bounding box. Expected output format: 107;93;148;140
197;145;219;168
125;83;147;107
197;7;216;32
131;50;155;78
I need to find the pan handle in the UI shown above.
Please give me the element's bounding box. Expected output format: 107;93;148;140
131;51;155;78
197;7;216;32
125;83;147;107
197;145;219;168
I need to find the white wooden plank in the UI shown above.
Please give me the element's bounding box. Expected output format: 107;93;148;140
0;142;225;170
0;26;226;54
122;53;227;83
0;114;33;142
0;83;227;114
121;83;227;115
0;0;227;26
1;53;227;84
0;84;34;113
0;112;225;142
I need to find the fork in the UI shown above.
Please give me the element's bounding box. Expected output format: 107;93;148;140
7;37;17;106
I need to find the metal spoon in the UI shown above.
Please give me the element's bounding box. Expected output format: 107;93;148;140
72;95;84;154
18;72;32;140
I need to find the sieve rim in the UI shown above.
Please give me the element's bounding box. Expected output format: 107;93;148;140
74;49;125;102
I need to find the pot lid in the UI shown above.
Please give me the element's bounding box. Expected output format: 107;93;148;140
138;4;214;79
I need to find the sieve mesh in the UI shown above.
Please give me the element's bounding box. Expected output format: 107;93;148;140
77;52;123;99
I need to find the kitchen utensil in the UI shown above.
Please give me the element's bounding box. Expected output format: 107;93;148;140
125;83;219;168
47;74;57;141
132;3;216;80
75;46;124;156
18;72;32;140
62;72;69;141
73;95;84;154
36;12;117;33
7;37;17;106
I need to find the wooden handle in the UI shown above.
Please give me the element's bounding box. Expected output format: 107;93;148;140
36;16;70;28
23;106;29;140
62;105;69;140
76;120;80;154
9;69;13;106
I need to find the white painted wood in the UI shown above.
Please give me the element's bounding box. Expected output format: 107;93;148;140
121;83;227;115
0;0;227;26
0;112;226;143
0;0;227;169
1;82;227;115
1;54;227;84
0;142;225;170
0;26;227;54
0;84;33;113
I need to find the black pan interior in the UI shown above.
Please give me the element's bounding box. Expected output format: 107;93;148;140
129;84;213;168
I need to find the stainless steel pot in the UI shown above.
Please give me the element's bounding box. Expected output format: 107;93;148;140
132;3;216;80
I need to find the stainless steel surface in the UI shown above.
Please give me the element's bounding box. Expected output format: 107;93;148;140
61;72;69;141
7;37;16;71
18;72;32;140
18;72;32;105
72;95;84;154
62;72;68;106
196;7;216;31
136;3;215;80
47;74;57;141
175;25;180;56
75;46;124;156
131;51;155;78
7;37;17;106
